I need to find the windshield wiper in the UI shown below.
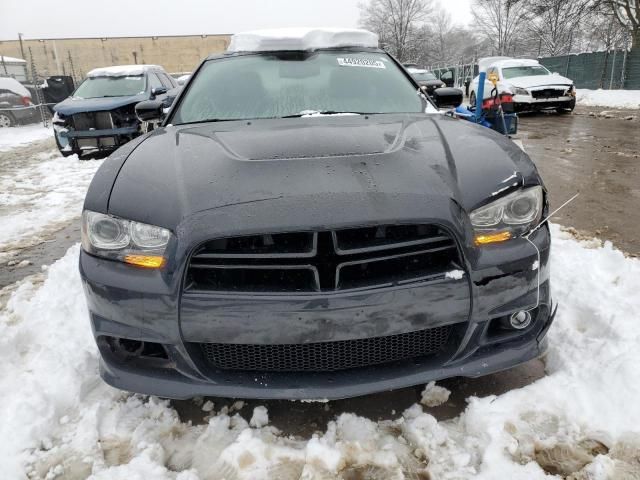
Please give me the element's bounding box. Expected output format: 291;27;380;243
176;118;240;126
280;110;370;118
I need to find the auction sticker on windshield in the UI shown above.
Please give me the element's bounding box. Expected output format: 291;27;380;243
337;57;386;69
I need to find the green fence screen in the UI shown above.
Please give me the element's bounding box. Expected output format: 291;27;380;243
539;50;640;90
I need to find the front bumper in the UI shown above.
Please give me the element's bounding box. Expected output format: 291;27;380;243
55;125;139;153
513;94;575;111
80;225;554;400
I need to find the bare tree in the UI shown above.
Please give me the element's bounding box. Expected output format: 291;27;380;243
525;0;593;56
581;5;630;51
359;0;434;61
609;0;639;48
471;0;529;56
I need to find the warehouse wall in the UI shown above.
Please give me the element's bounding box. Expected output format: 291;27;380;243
0;34;231;80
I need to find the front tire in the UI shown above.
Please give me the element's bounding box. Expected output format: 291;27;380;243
557;99;576;114
469;91;476;106
0;112;14;128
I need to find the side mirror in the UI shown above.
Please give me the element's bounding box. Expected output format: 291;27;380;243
136;100;164;122
151;86;168;98
431;87;463;109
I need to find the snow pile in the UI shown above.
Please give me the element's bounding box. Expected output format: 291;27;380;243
0;124;52;152
0;55;27;63
87;65;160;77
420;381;451;407
0;150;102;256
1;224;640;479
228;28;378;52
576;89;640;109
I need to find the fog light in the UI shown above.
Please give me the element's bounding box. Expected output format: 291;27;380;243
117;338;144;355
510;310;532;329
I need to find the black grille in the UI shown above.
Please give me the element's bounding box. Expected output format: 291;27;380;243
531;88;566;99
185;224;462;293
198;325;452;372
72;111;113;130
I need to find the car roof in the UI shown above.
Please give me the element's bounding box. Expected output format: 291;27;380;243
86;65;164;77
226;27;378;53
0;76;31;97
492;59;541;69
408;68;434;74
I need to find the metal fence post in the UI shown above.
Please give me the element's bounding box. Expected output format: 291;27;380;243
610;50;617;89
28;46;49;128
620;49;628;89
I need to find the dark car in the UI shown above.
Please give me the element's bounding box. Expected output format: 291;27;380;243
408;68;446;94
52;65;179;157
80;28;555;400
0;77;39;127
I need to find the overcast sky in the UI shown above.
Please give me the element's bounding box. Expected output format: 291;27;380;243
0;0;472;41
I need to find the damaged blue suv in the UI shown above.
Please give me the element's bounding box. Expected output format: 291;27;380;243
52;64;179;156
80;28;555;400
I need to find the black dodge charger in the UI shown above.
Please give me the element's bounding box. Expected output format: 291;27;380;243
80;29;555;400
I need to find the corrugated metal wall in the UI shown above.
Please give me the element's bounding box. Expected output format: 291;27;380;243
539;50;640;89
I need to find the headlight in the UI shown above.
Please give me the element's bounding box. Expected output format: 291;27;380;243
565;85;576;96
470;186;543;245
52;111;67;125
513;87;529;96
81;211;171;268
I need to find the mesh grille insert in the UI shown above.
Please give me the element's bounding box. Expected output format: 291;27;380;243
198;325;452;372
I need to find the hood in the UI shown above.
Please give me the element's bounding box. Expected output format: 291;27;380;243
54;93;147;115
505;74;572;89
104;114;539;235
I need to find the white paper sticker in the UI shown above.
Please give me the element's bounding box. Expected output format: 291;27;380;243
337;57;386;69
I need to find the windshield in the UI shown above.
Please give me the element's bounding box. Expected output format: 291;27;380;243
411;72;437;81
502;65;550;80
73;75;146;99
171;51;427;124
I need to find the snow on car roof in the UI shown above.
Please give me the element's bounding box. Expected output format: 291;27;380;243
0;77;30;97
86;65;162;77
494;58;541;68
0;55;27;64
227;28;378;52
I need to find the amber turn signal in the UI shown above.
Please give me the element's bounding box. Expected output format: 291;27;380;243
123;255;165;268
474;231;512;246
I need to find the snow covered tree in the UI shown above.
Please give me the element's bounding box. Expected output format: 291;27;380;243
359;0;435;61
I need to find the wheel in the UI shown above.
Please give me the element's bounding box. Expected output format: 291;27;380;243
557;99;576;114
0;112;14;128
469;91;476;105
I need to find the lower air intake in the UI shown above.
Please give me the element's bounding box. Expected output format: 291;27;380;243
198;325;452;372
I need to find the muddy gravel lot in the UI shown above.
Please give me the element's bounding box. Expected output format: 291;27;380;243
520;106;640;257
0;106;638;436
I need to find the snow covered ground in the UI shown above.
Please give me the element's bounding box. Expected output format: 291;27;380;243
576;89;640;110
0;124;53;152
1;225;639;480
0;150;102;258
